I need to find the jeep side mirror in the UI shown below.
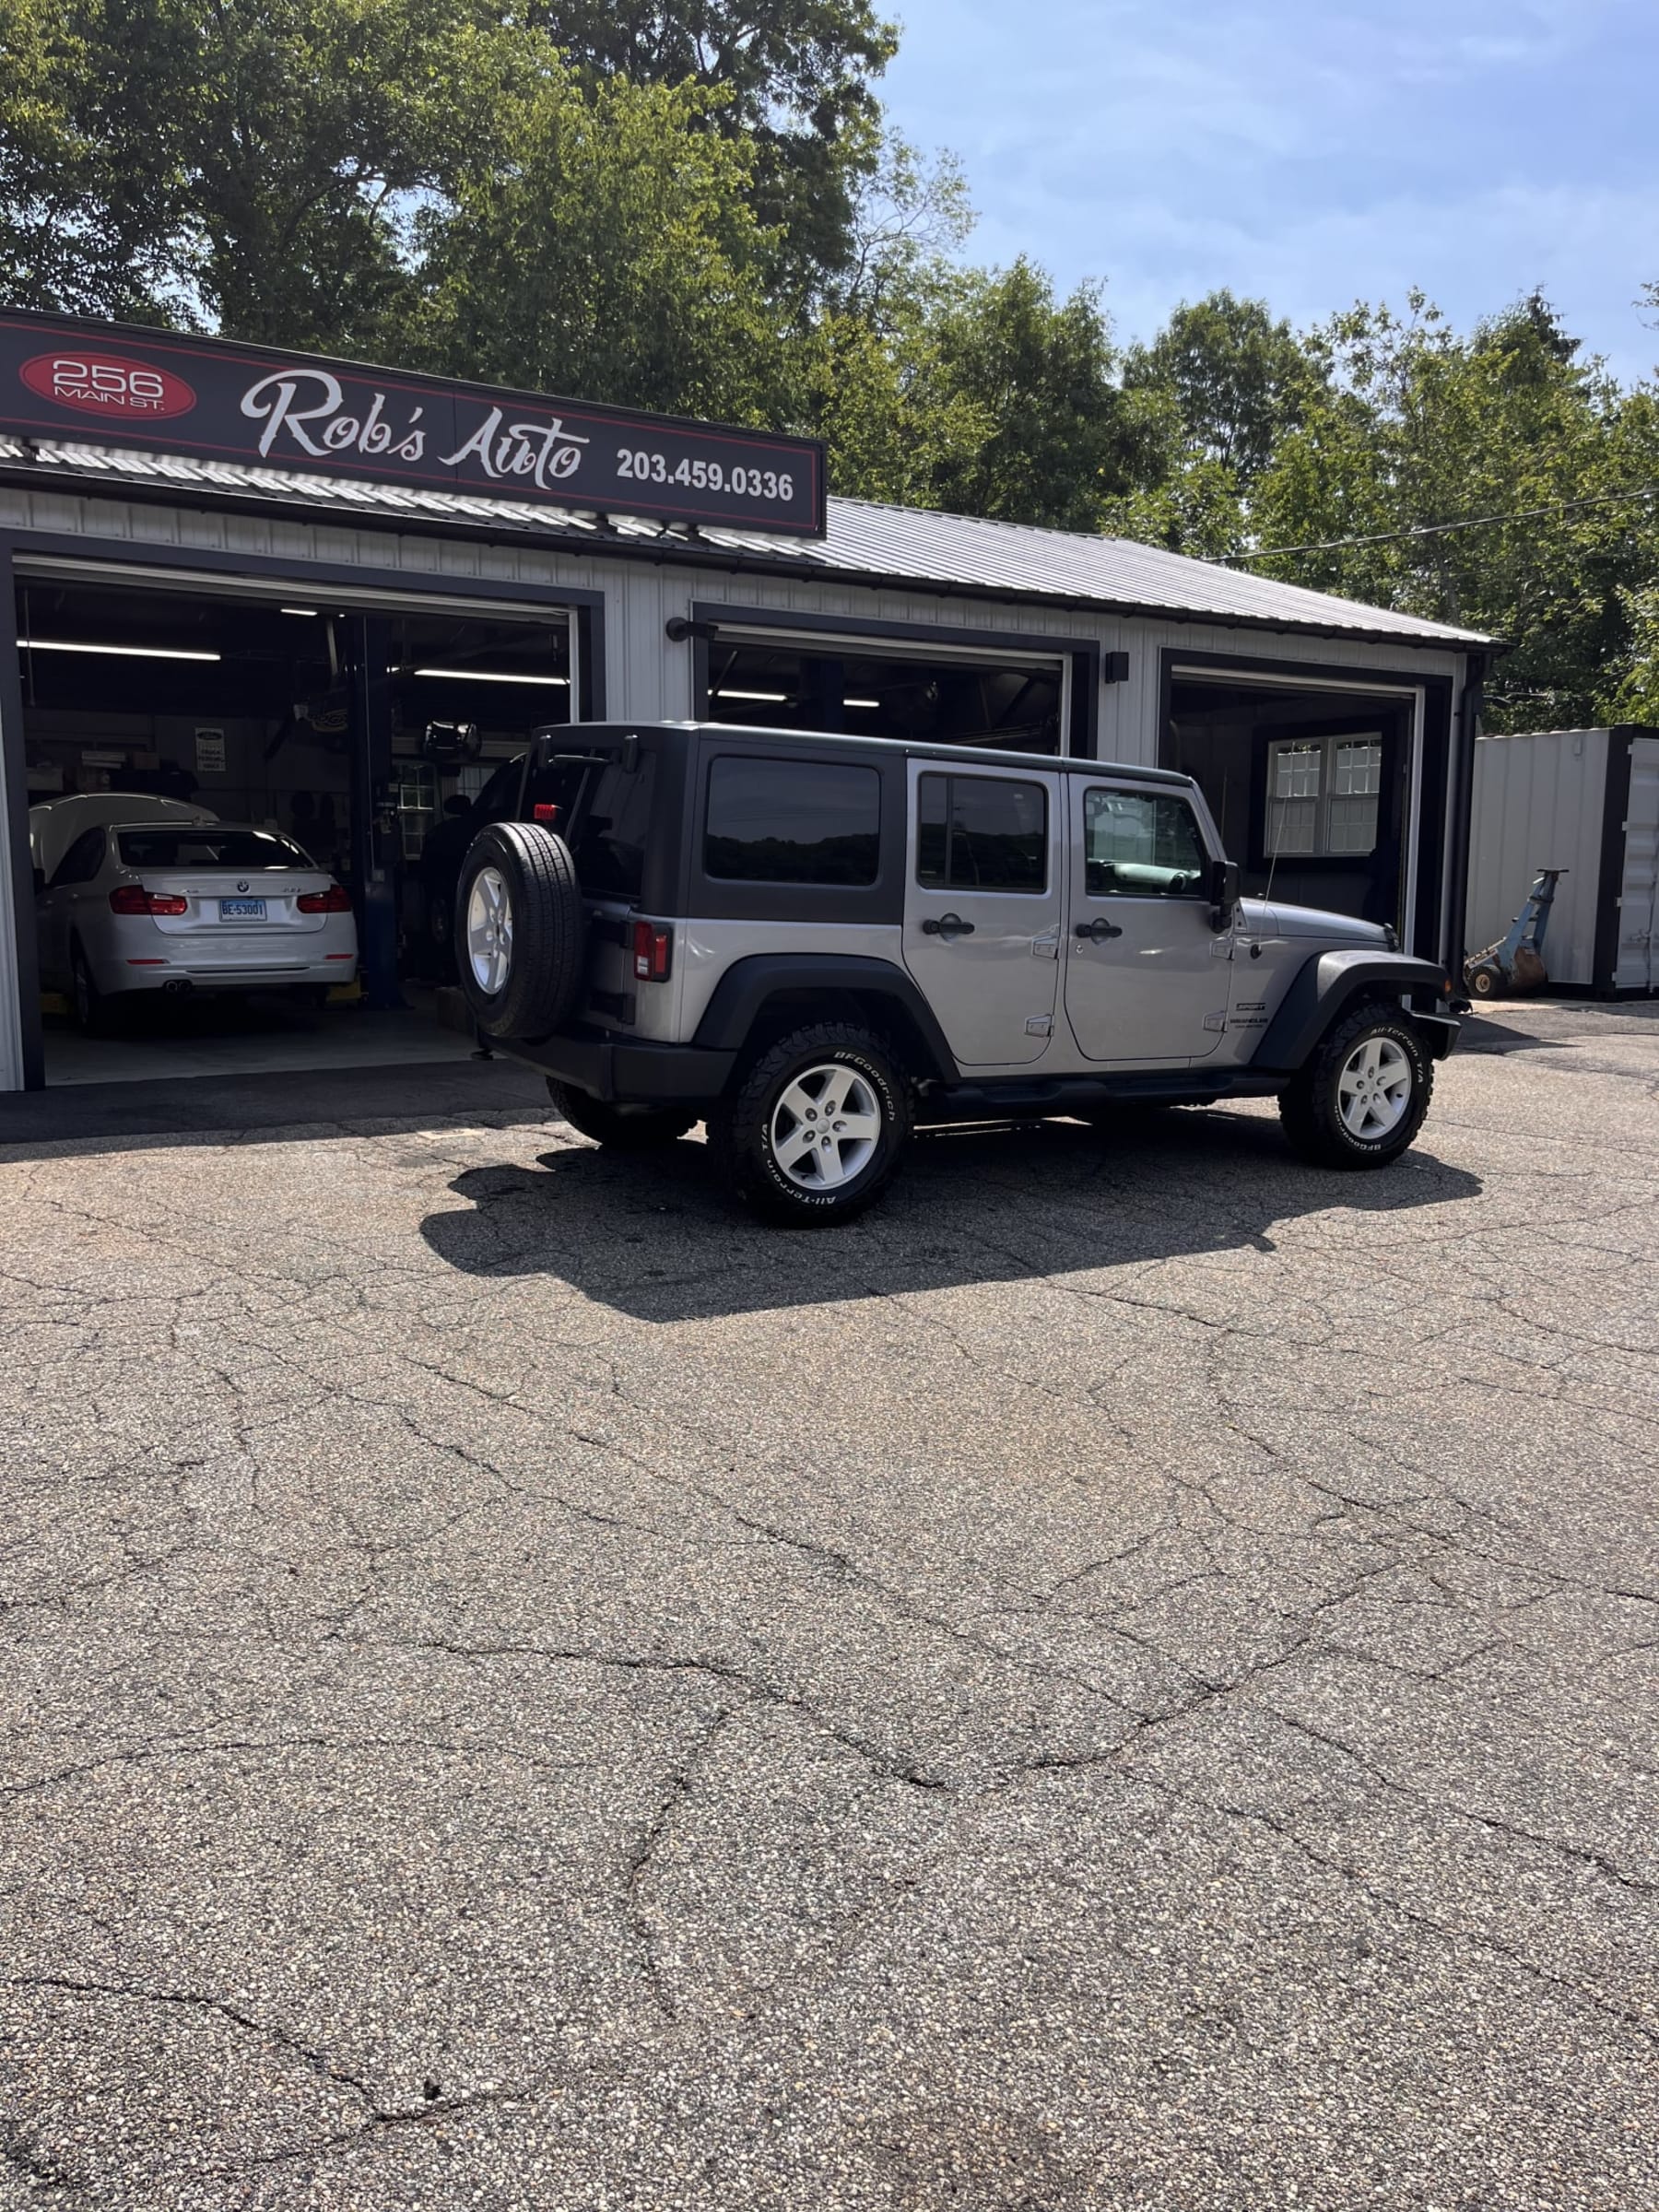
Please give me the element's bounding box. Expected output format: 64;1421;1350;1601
1208;858;1240;930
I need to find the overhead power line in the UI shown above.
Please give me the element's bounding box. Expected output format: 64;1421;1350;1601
1221;480;1659;564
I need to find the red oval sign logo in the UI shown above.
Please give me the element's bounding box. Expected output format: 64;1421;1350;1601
20;349;195;421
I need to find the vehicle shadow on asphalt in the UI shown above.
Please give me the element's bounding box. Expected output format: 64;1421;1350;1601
419;1110;1483;1321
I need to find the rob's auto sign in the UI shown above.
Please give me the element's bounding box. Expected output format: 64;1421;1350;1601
0;312;826;536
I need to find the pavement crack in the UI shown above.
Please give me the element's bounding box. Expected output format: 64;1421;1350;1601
626;1704;734;2019
8;1975;371;2100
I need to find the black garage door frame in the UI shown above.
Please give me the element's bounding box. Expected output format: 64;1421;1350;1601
1157;645;1465;970
0;527;607;1090
685;601;1103;758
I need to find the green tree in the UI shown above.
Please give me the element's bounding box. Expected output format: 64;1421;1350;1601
1247;292;1654;728
1124;288;1315;487
911;259;1135;531
0;0;533;349
528;0;900;284
412;65;785;425
0;0;184;318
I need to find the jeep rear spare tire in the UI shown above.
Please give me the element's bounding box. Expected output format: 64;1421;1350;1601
455;820;583;1040
1279;1001;1432;1170
709;1022;912;1227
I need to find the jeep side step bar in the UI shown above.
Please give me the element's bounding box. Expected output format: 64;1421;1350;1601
913;1070;1286;1124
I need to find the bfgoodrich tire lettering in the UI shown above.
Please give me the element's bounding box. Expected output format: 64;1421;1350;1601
1279;1002;1433;1171
709;1022;912;1227
455;821;583;1040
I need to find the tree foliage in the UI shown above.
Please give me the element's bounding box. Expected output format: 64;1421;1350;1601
1247;293;1658;727
2;2;1658;727
526;0;899;283
412;65;784;424
1124;288;1314;487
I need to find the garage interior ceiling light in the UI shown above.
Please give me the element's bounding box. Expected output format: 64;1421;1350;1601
843;697;880;709
715;688;790;702
280;606;320;617
17;639;221;662
410;666;568;685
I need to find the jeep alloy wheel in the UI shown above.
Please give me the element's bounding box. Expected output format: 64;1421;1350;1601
465;865;512;995
710;1021;912;1227
1335;1034;1413;1141
1279;1003;1432;1171
453;821;584;1039
769;1063;883;1192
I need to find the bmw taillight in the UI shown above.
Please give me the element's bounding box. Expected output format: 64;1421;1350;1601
631;918;673;982
109;885;187;916
297;883;352;913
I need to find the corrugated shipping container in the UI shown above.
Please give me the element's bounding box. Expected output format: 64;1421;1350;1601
1467;727;1659;994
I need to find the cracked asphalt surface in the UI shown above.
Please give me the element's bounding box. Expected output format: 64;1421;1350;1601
1;999;1654;2210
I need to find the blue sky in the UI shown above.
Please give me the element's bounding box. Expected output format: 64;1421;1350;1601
880;0;1659;384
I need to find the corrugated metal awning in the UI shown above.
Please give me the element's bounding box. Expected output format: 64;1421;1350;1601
0;434;1492;650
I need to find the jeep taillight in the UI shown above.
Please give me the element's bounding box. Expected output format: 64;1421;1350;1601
631;919;673;982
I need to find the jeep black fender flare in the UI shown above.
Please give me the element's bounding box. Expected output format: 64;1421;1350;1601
1252;949;1451;1073
691;955;959;1083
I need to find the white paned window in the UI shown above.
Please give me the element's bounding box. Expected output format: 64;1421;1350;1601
1265;740;1321;854
1328;739;1382;853
394;760;437;859
1265;735;1383;857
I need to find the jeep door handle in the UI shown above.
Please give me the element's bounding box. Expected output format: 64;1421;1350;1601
1076;916;1124;942
922;912;975;939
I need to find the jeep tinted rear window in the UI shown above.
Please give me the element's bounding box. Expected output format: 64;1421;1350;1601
524;753;656;898
704;758;881;885
917;774;1047;893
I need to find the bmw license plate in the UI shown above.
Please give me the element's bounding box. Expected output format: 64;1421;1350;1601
218;897;266;920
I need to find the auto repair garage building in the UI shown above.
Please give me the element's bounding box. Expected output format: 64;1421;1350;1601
0;308;1493;1094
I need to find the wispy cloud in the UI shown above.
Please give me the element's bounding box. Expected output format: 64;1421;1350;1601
883;0;1658;379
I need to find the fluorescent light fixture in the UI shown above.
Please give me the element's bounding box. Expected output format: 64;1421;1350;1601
843;697;881;709
715;688;790;702
280;606;320;617
410;666;569;686
18;639;220;663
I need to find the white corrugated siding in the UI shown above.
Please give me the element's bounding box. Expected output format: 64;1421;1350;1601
1617;736;1659;990
1466;731;1610;988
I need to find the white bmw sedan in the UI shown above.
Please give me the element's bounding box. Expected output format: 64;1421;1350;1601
37;818;359;1028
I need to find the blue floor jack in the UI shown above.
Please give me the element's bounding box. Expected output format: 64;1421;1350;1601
1465;867;1566;1000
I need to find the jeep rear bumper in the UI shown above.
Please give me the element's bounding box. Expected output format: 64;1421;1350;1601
502;1028;738;1105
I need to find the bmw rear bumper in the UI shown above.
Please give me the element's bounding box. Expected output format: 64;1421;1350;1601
99;957;358;994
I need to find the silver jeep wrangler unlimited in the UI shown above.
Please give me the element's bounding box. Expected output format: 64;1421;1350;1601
455;722;1460;1227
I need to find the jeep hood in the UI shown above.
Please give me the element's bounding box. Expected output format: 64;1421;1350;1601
1240;898;1392;947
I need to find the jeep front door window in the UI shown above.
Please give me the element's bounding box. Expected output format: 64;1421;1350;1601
903;765;1061;1067
1064;784;1226;1065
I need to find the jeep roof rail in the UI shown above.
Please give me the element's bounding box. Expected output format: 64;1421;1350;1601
535;718;1196;787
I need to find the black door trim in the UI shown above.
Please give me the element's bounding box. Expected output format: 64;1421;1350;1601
688;598;1101;759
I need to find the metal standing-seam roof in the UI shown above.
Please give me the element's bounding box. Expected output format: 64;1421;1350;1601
0;434;1492;651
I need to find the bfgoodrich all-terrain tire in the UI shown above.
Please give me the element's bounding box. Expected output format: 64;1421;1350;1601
455;821;583;1040
547;1080;697;1150
708;1022;912;1228
1279;1001;1433;1171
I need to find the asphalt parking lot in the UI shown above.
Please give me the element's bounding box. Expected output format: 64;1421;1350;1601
1;1000;1654;2211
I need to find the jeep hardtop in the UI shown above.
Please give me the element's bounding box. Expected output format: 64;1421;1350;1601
453;721;1460;1225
